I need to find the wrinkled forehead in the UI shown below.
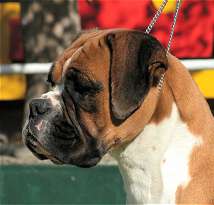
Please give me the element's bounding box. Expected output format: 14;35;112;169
48;29;113;85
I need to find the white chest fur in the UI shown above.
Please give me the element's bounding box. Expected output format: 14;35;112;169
111;104;202;204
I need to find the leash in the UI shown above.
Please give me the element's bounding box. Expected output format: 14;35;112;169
145;0;181;53
145;0;182;90
145;0;168;35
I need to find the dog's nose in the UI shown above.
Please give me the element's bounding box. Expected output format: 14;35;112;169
29;99;50;118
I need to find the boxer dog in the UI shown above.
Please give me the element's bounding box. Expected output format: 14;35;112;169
23;29;214;204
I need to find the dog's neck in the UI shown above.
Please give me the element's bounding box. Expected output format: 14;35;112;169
111;56;214;204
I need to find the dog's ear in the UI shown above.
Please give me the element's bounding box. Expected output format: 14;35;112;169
106;31;168;121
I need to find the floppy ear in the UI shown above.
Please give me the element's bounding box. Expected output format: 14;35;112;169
106;31;168;121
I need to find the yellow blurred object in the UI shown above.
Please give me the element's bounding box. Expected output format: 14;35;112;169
0;2;26;100
2;3;20;15
0;75;26;100
152;0;177;13
191;70;214;98
0;2;21;64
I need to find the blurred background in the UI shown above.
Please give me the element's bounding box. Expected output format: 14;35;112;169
0;0;214;204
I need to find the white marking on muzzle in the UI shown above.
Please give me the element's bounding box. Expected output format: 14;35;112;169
35;120;47;131
41;90;61;108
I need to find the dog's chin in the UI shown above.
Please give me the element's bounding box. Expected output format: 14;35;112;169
72;156;101;168
51;155;100;167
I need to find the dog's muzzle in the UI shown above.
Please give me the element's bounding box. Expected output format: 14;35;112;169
23;94;105;168
23;97;66;164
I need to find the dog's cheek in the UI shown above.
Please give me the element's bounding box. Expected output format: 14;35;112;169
77;111;102;138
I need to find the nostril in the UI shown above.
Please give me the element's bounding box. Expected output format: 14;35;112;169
29;99;50;118
37;103;50;115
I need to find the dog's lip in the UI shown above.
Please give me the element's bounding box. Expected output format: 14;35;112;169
25;137;48;160
25;131;63;164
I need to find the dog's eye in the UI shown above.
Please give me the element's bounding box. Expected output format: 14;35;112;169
65;69;102;95
63;69;103;113
71;71;93;94
73;83;93;95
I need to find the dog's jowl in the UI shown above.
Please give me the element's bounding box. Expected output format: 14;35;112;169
23;29;214;204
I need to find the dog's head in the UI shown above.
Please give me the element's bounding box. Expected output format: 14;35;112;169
23;29;168;167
